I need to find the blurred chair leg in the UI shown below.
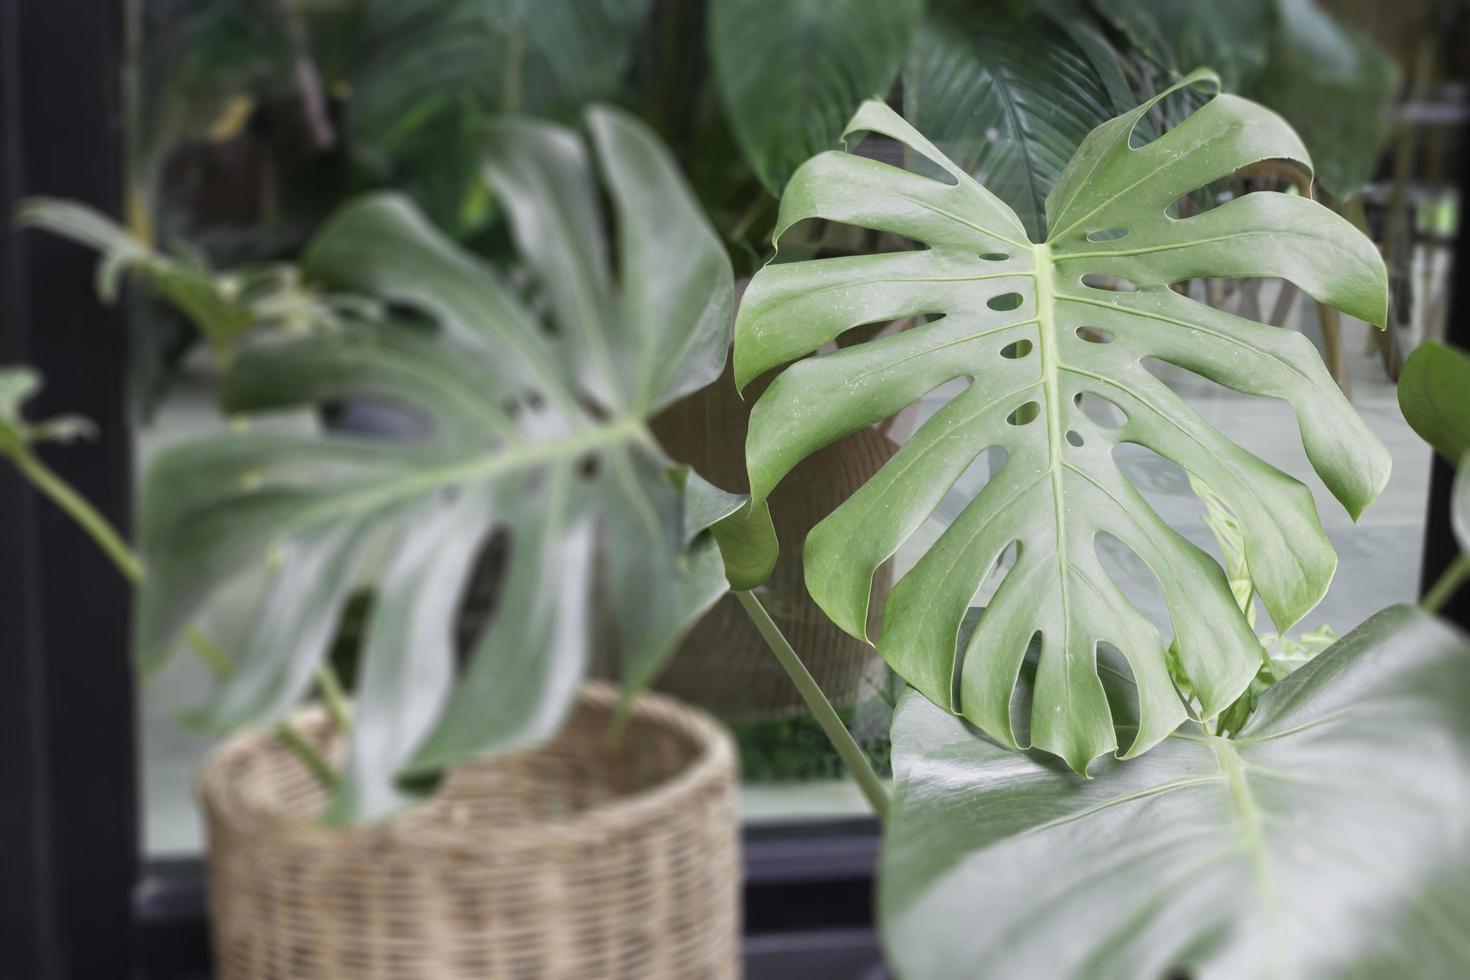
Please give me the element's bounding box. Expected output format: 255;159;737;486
1318;302;1348;395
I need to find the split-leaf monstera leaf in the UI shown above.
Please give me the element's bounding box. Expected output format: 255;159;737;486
735;71;1390;772
881;605;1470;979
139;107;769;823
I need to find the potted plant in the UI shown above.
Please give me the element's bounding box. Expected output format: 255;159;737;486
11;107;783;979
711;71;1470;977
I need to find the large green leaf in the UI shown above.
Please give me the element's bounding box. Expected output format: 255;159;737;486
140;107;745;823
902;0;1129;241
708;0;925;194
1247;0;1399;201
735;73;1390;772
880;604;1470;979
1090;0;1272;94
1398;340;1470;465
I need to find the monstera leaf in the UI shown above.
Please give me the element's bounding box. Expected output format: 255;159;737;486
880;605;1470;979
735;71;1389;772
139;107;758;822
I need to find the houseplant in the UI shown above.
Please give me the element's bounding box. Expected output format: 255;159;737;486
719;73;1470;976
12;106;781;978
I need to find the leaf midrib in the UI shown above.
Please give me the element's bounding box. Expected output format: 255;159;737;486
1213;738;1291;979
260;415;651;541
1032;242;1075;716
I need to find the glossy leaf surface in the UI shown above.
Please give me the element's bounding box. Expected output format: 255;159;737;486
736;74;1389;771
880;604;1470;979
140;108;744;822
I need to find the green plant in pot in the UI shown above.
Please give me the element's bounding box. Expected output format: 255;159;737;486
8;106;784;979
720;71;1470;976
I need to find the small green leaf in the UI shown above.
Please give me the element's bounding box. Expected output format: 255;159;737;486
1398;340;1470;464
679;469;779;591
881;604;1470;979
0;367;95;450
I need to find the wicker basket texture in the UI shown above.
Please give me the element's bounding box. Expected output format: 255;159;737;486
201;684;740;979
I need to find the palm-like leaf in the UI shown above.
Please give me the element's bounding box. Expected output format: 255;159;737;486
735;72;1389;772
880;605;1470;979
139;107;749;822
903;0;1133;241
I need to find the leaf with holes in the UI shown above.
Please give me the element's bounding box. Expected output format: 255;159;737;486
880;604;1470;979
735;71;1389;772
138;107;759;823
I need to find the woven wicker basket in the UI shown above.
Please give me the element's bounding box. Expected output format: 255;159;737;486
200;684;740;979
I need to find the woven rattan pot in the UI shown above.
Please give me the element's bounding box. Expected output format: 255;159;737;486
200;684;740;980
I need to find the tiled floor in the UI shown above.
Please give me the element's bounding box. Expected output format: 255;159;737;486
137;308;1434;852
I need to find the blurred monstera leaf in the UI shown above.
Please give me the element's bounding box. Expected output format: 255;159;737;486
138;107;763;823
735;71;1389;772
709;0;925;194
880;604;1470;979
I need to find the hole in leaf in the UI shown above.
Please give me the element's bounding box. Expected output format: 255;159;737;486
850;129;959;187
1128;80;1215;150
1066;430;1085;447
931;447;1008;528
1086;227;1129;243
1168;276;1299;326
979;252;1010;261
988;291;1024;311
1075;392;1128;429
1081;274;1138;293
1095;530;1171;634
969;539;1023;620
1075;326;1115;344
1168;162;1310;220
1007;401;1040;426
1000;339;1033;359
1007;628;1044;744
1097;642;1142;743
453;525;510;656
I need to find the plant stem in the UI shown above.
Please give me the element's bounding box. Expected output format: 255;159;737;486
9;443;144;585
274;720;338;790
316;663;353;733
1423;553;1470;614
6;440;338;789
734;589;891;822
